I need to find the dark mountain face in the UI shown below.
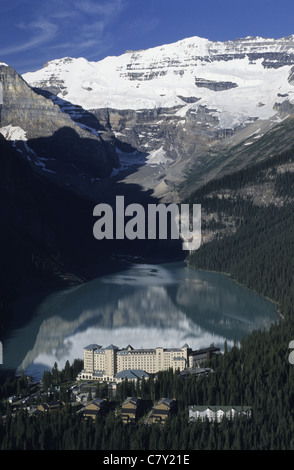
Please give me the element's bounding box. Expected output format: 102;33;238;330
0;133;89;292
0;67;183;313
0;130;183;310
0;65;116;299
0;65;125;306
0;64;119;196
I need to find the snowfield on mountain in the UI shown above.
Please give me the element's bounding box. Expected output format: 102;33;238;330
23;35;294;130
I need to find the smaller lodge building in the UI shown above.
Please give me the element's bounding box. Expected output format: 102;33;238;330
189;405;252;422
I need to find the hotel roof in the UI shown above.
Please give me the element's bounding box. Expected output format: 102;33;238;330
84;344;102;350
115;369;149;380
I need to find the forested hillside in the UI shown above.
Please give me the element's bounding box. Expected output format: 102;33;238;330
187;147;294;319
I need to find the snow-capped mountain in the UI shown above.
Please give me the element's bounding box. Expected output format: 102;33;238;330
24;35;294;119
22;35;294;200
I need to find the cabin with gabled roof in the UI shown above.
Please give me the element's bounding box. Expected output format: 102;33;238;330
151;398;177;423
121;396;143;424
82;398;109;420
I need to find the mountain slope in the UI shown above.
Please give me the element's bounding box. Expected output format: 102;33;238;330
179;113;294;198
184;141;294;318
0;64;119;199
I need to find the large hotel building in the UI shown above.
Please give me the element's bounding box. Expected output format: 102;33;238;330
78;343;220;382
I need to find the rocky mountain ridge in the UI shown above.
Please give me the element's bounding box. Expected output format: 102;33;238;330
0;64;119;199
22;35;294;201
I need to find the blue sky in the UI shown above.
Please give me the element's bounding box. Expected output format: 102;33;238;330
1;0;294;74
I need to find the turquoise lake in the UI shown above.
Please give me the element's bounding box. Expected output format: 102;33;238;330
3;262;278;380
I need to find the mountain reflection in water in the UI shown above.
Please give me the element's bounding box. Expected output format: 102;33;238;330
5;262;278;380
